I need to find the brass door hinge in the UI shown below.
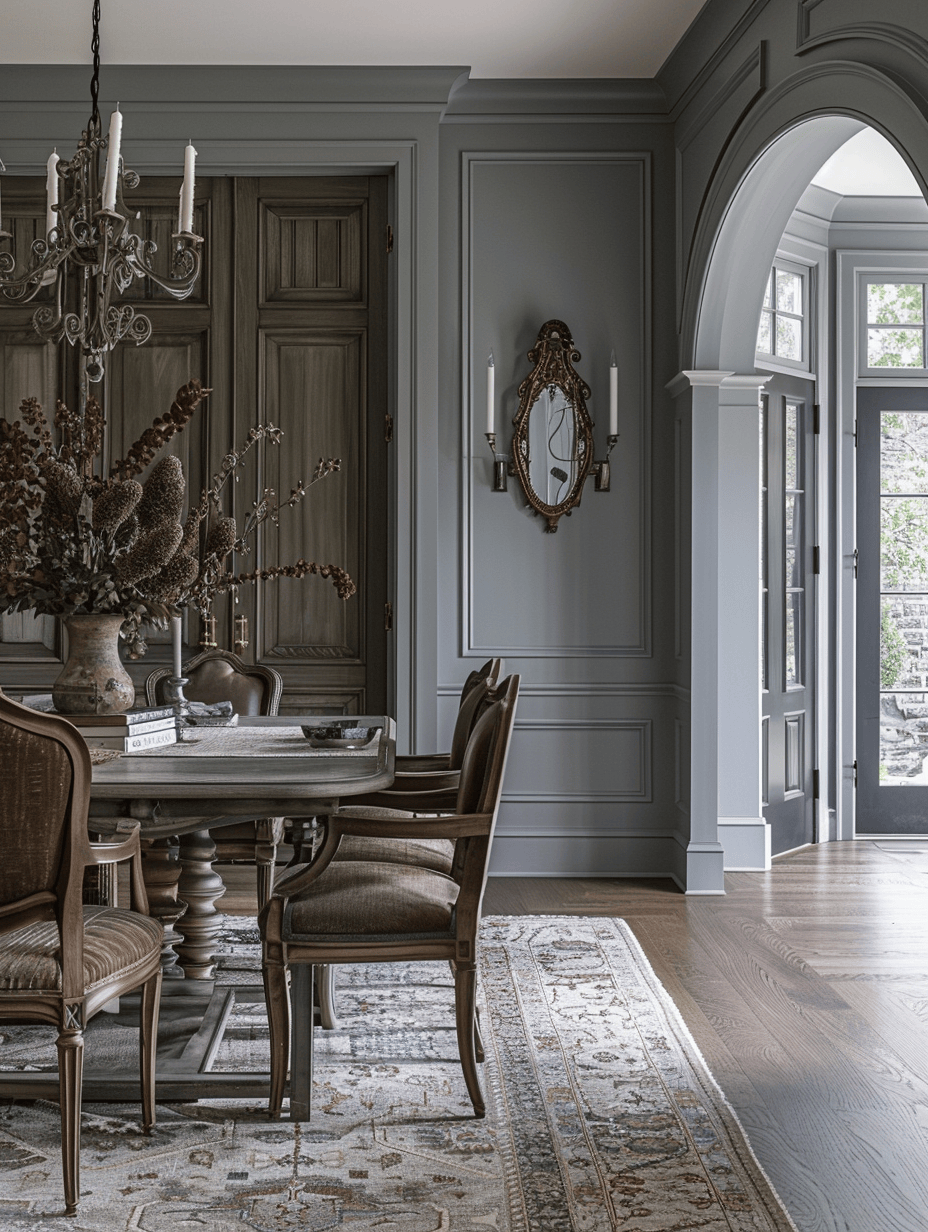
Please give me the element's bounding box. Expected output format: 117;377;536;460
384;413;394;443
384;601;393;632
813;403;821;435
812;545;820;575
386;224;394;254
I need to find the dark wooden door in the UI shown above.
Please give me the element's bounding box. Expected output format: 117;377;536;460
761;374;817;854
0;175;389;715
856;387;928;834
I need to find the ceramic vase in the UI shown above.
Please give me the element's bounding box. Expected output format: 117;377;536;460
52;613;136;715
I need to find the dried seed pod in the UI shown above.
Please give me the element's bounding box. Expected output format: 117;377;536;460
137;455;185;526
93;479;143;532
44;460;84;515
115;519;184;585
147;549;199;601
205;515;237;559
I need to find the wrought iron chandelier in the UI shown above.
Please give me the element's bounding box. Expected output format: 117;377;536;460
0;0;202;392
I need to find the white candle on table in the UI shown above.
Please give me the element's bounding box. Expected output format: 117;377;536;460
101;106;123;211
609;349;618;437
179;141;197;233
172;615;183;680
486;352;495;435
45;150;59;238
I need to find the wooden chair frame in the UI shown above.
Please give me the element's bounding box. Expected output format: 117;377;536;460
259;675;519;1121
0;692;163;1216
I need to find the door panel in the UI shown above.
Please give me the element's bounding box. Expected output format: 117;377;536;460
856;387;928;833
761;372;816;853
0;174;389;714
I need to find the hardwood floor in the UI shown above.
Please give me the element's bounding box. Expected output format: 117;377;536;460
220;840;928;1232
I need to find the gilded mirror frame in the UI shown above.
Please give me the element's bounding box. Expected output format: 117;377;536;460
509;320;594;532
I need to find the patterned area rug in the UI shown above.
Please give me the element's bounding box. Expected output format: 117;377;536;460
0;916;798;1231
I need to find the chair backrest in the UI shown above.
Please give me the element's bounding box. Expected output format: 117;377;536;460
451;674;519;921
447;658;504;770
146;649;282;716
0;692;91;971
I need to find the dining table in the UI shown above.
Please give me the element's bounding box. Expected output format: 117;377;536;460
1;714;396;1110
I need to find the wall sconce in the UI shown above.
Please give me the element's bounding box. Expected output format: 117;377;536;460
484;320;617;532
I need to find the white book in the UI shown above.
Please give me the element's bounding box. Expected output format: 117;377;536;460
67;716;177;738
84;727;178;752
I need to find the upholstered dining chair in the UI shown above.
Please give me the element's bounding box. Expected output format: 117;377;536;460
259;673;519;1121
311;657;503;1027
0;691;164;1216
146;649;285;907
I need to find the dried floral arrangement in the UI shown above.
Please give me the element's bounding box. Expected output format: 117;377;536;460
0;379;355;657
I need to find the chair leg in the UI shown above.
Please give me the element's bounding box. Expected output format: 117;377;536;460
289;963;315;1122
56;1026;84;1216
316;963;340;1029
139;969;162;1132
263;959;291;1119
474;1002;486;1064
453;963;485;1118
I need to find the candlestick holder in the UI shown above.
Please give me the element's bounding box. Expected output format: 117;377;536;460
485;432;510;492
592;433;619;492
162;673;193;738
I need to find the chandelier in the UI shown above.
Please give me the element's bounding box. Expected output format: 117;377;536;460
0;0;202;391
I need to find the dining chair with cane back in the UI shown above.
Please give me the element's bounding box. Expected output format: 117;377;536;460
0;691;163;1216
259;674;519;1121
145;649;285;908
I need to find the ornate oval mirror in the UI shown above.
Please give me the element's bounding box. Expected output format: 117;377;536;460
510;320;594;532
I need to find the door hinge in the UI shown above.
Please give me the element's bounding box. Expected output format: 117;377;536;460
853;547;859;579
386;224;394;254
812;545;820;575
853;418;858;446
813;403;821;435
812;767;820;799
384;412;394;443
852;760;858;788
384;601;393;632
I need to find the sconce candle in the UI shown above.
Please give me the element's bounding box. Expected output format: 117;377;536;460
609;350;618;437
101;106;122;211
486;352;495;435
172;614;183;681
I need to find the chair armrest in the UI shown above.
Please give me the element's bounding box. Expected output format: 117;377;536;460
394;753;451;772
269;806;493;902
87;822;150;916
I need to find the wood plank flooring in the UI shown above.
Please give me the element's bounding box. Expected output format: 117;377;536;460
220;839;928;1232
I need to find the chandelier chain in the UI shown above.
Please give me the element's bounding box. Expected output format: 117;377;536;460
89;0;101;132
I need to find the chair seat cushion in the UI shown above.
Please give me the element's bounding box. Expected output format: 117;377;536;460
283;860;458;942
334;834;455;874
0;907;163;994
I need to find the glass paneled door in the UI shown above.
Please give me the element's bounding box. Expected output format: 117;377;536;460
856;388;928;833
761;374;817;853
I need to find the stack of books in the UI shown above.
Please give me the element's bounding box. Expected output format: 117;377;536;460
22;697;178;751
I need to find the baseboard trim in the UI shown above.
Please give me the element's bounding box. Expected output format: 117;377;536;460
719;817;771;871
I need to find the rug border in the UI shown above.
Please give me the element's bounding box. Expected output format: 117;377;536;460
480;913;801;1232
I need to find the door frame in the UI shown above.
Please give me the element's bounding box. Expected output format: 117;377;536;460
836;250;928;838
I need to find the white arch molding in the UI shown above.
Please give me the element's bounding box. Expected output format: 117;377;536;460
673;114;879;892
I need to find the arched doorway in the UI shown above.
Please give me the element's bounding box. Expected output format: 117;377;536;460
677;109;928;890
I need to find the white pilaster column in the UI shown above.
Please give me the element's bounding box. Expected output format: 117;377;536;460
668;370;769;893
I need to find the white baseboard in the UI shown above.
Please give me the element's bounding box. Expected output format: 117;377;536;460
719;817;771;871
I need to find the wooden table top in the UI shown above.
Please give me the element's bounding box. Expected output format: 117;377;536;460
88;715;396;826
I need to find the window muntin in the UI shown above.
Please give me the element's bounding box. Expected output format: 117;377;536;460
862;281;928;373
756;261;810;370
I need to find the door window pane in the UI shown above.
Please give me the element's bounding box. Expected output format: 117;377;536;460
777;316;802;362
786;590;802;687
881;411;928;494
757;262;808;367
785;402;799;491
881;692;928;785
880;497;928;590
757;310;772;355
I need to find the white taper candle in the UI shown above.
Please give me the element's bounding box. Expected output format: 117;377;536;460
486;352;495;435
609;349;618;436
179;141;197;233
45;150;59;238
101;107;123;212
172;615;183;680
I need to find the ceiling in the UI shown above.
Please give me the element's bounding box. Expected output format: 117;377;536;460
0;0;709;79
811;128;923;196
